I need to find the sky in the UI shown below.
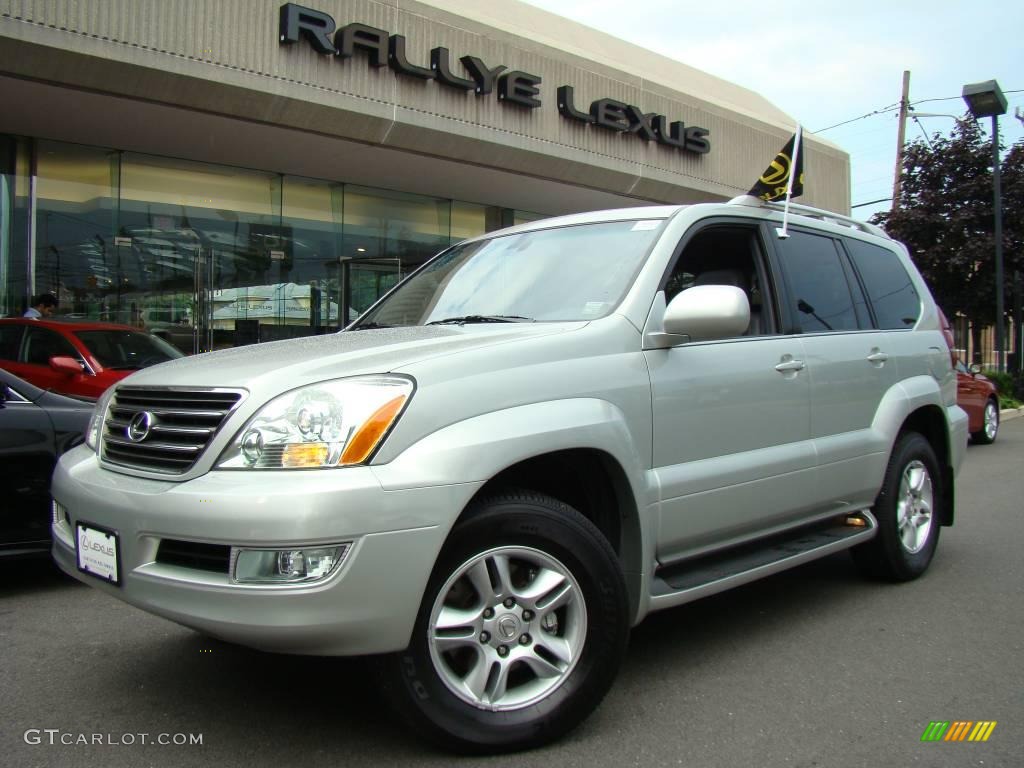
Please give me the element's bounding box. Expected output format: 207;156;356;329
520;0;1024;221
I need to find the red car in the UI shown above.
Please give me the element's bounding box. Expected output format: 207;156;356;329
956;360;1000;444
0;318;184;400
937;308;1000;445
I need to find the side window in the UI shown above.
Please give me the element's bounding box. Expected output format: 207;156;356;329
845;239;921;329
664;225;775;337
21;327;79;366
0;325;24;360
775;231;859;333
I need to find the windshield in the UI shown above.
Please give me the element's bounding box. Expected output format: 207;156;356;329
353;219;664;328
74;329;185;370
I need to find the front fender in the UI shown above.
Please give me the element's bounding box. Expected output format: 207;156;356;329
371;398;648;495
370;398;658;626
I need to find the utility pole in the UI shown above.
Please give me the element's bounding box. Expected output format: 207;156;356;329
891;70;911;208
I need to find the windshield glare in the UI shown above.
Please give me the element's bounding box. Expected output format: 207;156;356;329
355;220;664;327
74;330;185;369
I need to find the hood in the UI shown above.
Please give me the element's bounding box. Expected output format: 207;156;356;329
119;324;583;394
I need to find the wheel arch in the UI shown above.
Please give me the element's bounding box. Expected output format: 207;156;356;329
898;404;955;526
464;448;645;622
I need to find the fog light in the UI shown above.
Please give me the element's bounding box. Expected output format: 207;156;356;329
52;500;69;527
232;544;350;584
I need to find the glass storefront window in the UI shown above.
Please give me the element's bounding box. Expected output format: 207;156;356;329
5;137;532;346
33;140;118;321
120;153;282;351
514;210;547;226
280;176;343;333
341;186;452;321
452;202;487;242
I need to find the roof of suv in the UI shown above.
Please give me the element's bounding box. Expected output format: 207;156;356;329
475;197;889;242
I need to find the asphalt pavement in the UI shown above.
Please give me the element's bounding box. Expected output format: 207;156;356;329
2;420;1022;768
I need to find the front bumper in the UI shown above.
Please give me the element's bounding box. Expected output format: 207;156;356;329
51;444;481;655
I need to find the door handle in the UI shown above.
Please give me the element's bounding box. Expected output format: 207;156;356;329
774;359;806;373
867;351;889;364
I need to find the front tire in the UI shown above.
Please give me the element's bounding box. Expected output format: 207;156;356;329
380;490;629;753
971;398;999;444
852;431;942;581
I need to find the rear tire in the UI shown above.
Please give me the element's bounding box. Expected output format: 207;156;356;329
852;432;942;582
971;398;999;444
380;490;629;753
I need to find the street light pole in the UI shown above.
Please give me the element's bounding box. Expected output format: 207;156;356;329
991;112;1004;373
962;80;1008;373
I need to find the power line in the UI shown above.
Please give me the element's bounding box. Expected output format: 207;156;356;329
851;197;893;209
911;117;935;149
813;89;1023;134
812;105;899;134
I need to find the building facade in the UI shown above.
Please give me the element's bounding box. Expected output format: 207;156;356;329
0;0;850;352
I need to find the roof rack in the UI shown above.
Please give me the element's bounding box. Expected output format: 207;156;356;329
726;195;890;239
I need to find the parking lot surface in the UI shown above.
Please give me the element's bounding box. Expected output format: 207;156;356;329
2;419;1022;768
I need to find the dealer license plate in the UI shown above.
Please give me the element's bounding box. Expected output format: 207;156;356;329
76;523;121;585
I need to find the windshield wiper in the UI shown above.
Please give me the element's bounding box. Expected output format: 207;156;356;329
426;315;534;326
350;322;396;330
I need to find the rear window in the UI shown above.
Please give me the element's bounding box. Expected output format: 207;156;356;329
845;240;920;329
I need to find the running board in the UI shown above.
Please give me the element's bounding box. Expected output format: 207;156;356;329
649;511;877;611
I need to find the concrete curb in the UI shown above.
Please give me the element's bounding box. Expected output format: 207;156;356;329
1000;407;1023;422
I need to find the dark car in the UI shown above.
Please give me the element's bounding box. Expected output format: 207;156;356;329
0;317;184;400
956;360;1000;444
0;368;92;556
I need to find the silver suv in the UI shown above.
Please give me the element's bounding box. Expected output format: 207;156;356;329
52;197;968;752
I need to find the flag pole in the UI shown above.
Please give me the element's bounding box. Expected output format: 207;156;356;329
776;124;802;239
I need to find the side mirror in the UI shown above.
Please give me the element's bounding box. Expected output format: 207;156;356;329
49;355;84;376
663;285;750;342
969;363;983;375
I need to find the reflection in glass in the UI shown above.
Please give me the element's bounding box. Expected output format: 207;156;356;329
17;139;530;347
341;187;453;322
74;328;184;369
34;140;118;321
358;220;664;327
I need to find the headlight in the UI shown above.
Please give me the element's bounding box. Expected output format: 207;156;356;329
85;390;114;451
216;375;414;469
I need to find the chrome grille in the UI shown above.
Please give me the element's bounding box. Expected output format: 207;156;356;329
102;387;244;475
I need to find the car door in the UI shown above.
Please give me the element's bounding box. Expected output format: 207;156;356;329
0;379;55;549
0;322;25;372
648;221;814;563
16;325;88;394
769;230;901;510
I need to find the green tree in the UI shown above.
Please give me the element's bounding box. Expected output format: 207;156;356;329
872;119;1023;353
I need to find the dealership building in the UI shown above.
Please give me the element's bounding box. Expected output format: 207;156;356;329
0;0;850;351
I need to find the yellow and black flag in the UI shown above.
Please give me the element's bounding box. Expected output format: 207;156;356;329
749;131;804;202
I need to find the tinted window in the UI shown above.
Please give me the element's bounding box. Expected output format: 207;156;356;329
0;325;24;360
22;327;79;365
845;239;920;329
776;231;859;333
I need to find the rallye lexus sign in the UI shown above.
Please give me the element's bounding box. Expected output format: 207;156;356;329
279;3;710;155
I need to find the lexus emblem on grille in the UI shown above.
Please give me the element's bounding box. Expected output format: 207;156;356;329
127;411;155;442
